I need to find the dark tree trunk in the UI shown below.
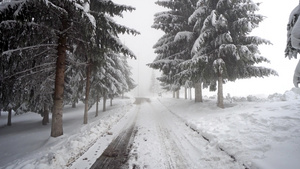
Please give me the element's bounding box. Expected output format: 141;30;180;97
7;109;12;126
185;87;187;99
195;82;203;102
217;73;224;108
103;93;107;112
176;90;179;99
42;104;49;125
95;94;99;117
84;60;91;124
51;18;68;137
72;101;76;108
110;97;113;107
189;87;192;100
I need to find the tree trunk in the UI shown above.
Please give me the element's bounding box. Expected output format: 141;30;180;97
7;109;12;126
189;87;192;100
110;97;113;107
176;90;179;99
95;94;99;117
217;74;224;108
51;19;68;137
172;91;175;98
195;82;203;102
103;93;107;112
42;104;49;125
72;101;76;108
185;87;187;99
84;61;91;124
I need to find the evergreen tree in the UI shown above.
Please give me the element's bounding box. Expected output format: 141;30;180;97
81;1;138;123
285;4;300;59
190;0;277;108
285;4;300;87
149;70;160;96
149;0;197;95
0;0;138;136
0;0;59;125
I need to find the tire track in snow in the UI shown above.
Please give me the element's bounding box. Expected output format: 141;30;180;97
124;98;245;169
70;103;138;169
157;98;248;169
90;105;139;169
128;98;240;168
156;117;191;169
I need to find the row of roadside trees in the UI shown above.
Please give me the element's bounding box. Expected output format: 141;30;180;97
148;0;278;108
0;0;138;137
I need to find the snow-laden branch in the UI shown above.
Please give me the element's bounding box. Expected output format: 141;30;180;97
2;44;58;56
174;31;194;42
4;62;56;80
16;67;56;81
0;0;25;13
43;0;68;16
75;2;96;28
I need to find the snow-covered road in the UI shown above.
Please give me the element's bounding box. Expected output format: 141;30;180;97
126;98;243;169
71;98;244;169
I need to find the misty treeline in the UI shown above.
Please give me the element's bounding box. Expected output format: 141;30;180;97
0;0;139;137
148;0;278;108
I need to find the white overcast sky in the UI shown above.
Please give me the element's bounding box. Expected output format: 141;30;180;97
113;0;299;97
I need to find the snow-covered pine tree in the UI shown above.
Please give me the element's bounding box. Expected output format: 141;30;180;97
149;0;197;97
112;54;136;96
285;3;300;87
190;0;277;108
0;0;138;135
81;0;138;123
120;56;137;96
149;34;179;94
285;4;300;59
0;0;101;136
0;1;59;125
149;70;161;96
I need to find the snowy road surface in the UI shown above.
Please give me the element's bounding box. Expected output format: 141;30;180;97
2;89;300;169
126;98;243;169
72;98;243;169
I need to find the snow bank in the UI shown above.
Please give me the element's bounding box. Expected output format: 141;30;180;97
268;87;300;101
159;88;300;169
1;98;134;169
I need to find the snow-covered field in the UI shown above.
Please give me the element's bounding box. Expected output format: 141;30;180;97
160;88;300;169
1;89;300;169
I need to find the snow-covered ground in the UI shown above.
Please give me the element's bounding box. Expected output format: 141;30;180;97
0;97;134;169
1;89;300;169
160;89;300;169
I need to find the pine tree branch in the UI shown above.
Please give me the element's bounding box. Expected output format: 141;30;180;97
4;62;56;80
2;44;58;56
